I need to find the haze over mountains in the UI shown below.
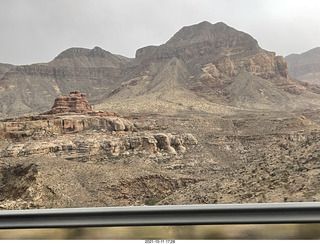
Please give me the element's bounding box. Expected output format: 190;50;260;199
1;21;320;118
286;47;320;85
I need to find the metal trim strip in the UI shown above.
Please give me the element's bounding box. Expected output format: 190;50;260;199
1;202;320;229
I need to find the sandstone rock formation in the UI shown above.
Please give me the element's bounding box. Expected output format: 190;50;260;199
0;114;136;140
0;92;197;161
44;91;92;114
0;131;197;161
0;91;134;140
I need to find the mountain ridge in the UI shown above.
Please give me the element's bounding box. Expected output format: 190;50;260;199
286;47;320;85
1;21;320;118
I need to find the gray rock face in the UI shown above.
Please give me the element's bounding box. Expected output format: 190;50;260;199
136;21;261;63
286;47;320;85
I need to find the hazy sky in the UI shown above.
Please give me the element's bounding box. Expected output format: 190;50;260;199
1;0;320;65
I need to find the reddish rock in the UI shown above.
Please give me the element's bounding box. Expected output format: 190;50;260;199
45;91;92;114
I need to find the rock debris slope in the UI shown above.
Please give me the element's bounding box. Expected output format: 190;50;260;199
1;21;320;118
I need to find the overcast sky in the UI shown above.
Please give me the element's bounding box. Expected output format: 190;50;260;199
1;0;320;65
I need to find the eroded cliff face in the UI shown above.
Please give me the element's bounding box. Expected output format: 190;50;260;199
0;114;135;140
0;131;197;161
0;92;200;209
2;108;320;210
136;22;288;81
196;53;289;87
1;21;319;118
110;21;314;114
44;91;93;114
0;91;198;165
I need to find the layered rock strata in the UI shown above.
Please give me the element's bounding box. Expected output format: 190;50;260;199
0;115;135;140
0;92;198;161
44;91;92;114
0;132;198;161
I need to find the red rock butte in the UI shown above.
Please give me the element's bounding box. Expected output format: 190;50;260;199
45;91;93;114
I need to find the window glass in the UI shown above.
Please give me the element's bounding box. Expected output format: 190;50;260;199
1;0;320;212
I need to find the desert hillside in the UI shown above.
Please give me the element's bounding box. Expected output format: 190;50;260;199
1;21;320;210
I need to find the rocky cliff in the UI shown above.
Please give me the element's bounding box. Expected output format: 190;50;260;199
44;91;93;114
98;21;318;113
1;21;320;118
0;92;197;161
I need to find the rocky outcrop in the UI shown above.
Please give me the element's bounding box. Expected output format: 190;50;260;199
199;52;288;82
0;114;136;140
0;90;137;139
44;91;92;114
0;92;198;160
0;132;198;161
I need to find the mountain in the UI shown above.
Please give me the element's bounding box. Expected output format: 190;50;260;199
286;47;320;85
0;47;130;117
3;22;320;211
1;21;320;118
48;46;132;68
97;21;320;113
136;21;261;63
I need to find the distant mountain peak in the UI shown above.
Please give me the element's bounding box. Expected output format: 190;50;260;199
164;21;259;52
286;47;320;84
197;21;229;28
55;46;112;59
136;21;260;62
48;46;131;68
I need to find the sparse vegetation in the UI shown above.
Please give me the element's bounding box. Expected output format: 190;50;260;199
1;21;320;210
